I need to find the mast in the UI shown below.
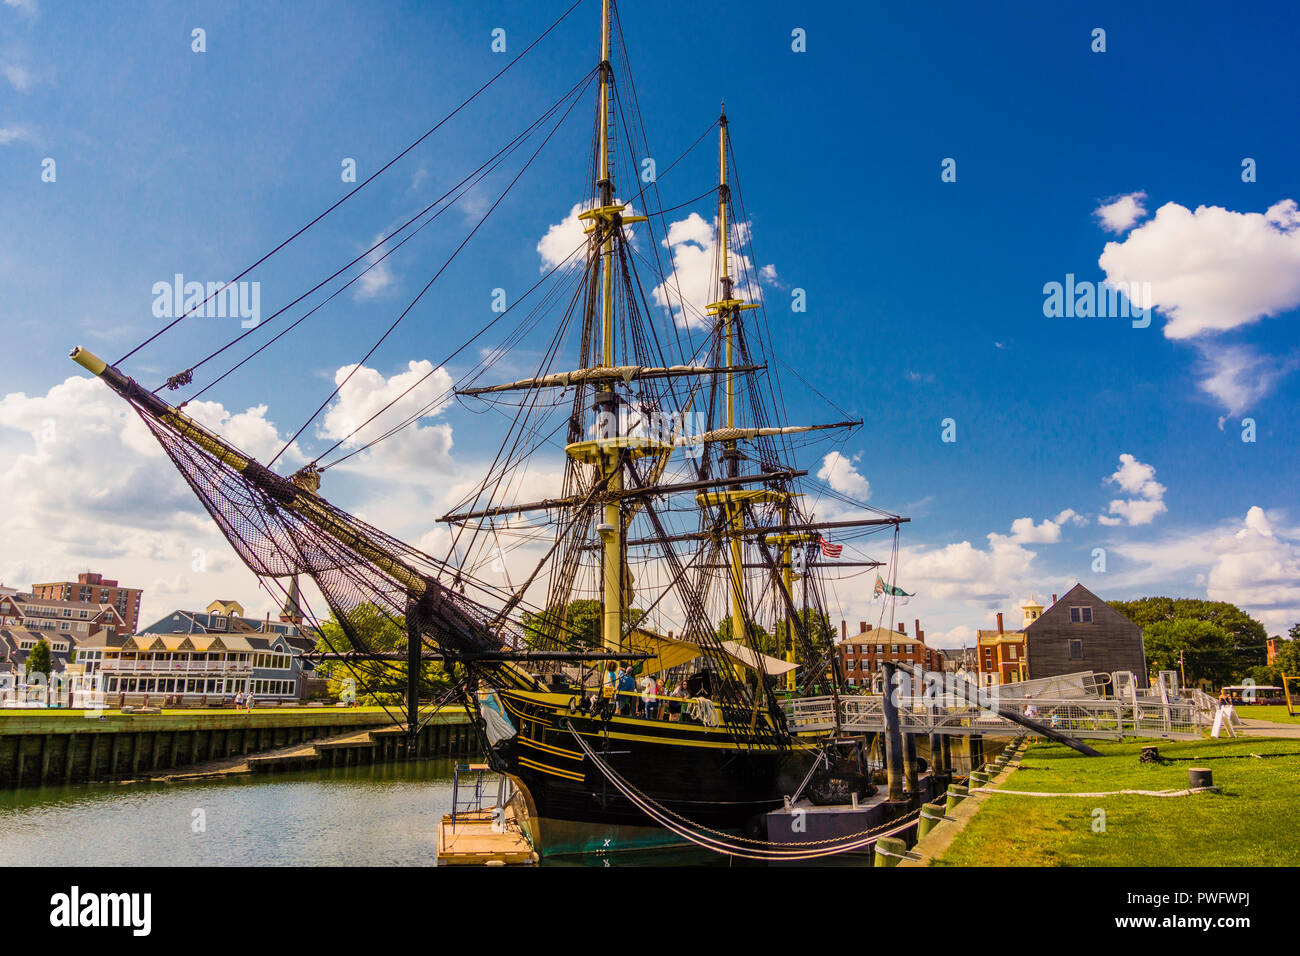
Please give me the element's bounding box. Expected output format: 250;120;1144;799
700;107;767;653
566;0;654;654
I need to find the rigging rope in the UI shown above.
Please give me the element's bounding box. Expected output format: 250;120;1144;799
566;721;921;861
115;0;590;366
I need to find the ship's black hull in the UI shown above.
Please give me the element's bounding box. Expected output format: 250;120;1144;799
490;689;816;857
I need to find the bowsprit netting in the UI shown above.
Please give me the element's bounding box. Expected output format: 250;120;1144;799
124;384;543;697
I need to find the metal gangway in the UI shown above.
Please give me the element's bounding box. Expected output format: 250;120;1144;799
783;669;1202;741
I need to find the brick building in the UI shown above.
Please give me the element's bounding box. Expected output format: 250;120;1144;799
0;592;128;640
30;572;143;634
838;619;946;690
973;596;1044;685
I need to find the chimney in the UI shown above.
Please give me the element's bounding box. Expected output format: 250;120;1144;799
859;621;867;633
996;612;1004;634
897;622;906;634
840;619;846;640
1051;593;1057;605
915;619;924;643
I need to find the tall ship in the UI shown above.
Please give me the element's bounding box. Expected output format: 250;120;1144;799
68;0;910;859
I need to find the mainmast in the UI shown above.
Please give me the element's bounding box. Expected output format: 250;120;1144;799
698;108;774;654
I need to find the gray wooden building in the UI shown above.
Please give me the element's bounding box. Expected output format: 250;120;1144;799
1024;583;1147;688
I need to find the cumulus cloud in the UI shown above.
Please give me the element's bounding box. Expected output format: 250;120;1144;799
537;199;640;272
1205;507;1300;634
1098;199;1300;341
318;359;455;472
650;212;772;329
1094;191;1148;233
817;451;870;500
1098;453;1167;527
0;375;302;625
1008;516;1061;544
1109;507;1300;635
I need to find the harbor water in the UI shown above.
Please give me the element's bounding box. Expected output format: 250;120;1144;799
0;759;868;866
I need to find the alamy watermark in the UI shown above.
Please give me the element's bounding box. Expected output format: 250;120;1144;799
152;273;261;328
1043;274;1151;328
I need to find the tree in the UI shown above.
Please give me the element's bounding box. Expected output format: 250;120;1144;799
314;602;450;705
1111;597;1269;676
521;599;644;650
25;638;52;680
1253;638;1300;687
717;615;776;656
1142;619;1238;688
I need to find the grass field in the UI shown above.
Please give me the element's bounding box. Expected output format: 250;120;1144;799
934;736;1300;866
1235;704;1300;724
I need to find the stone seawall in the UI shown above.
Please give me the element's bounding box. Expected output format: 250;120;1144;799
0;707;474;789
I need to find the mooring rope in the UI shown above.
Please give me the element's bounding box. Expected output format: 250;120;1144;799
565;721;921;861
969;787;1220;798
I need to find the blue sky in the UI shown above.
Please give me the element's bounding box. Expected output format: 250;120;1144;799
1;0;1297;643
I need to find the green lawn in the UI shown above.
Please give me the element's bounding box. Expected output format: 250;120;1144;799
934;736;1300;866
1235;704;1300;724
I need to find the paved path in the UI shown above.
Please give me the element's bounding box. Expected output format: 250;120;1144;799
1230;718;1300;739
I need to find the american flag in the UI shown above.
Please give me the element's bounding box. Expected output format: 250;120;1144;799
818;536;842;558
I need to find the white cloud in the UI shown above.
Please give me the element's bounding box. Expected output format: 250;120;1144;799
1054;508;1088;527
0;126;34;146
353;233;396;300
0;375;303;627
1094;191;1148;233
1194;343;1299;418
1008;516;1063;544
1098;198;1300;340
1205;507;1300;634
536;199;640;272
2;0;37;17
1098;453;1166;527
817;451;870;500
651;212;765;329
318;359;455;473
1108;507;1300;635
2;62;32;92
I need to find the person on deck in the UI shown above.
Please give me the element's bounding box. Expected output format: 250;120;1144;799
642;674;657;720
668;680;685;721
617;665;636;716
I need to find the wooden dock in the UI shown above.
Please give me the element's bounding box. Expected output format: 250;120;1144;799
436;806;537;866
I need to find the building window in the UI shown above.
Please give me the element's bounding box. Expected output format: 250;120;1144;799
1068;639;1084;660
1069;606;1093;624
1008;646;1017;660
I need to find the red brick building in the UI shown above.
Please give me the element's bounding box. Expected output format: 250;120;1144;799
838;619;946;690
0;592;128;641
31;572;142;634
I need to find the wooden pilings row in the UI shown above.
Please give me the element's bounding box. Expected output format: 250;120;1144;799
0;717;476;790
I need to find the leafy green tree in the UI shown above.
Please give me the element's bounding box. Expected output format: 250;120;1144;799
314;602;450;705
1142;619;1239;688
521;599;644;649
25;638;52;680
1111;597;1268;675
1253;638;1300;687
717;615;776;656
